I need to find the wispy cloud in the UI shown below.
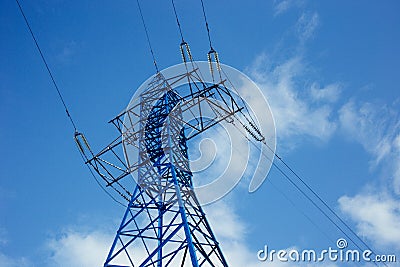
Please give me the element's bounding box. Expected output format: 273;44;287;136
204;201;339;266
274;0;294;16
338;192;400;251
338;100;400;186
310;83;342;103
296;12;319;43
273;0;303;16
46;229;112;266
246;54;338;149
337;100;400;251
273;1;319;45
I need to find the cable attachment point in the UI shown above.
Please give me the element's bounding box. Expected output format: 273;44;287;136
74;132;94;160
180;41;193;63
243;123;264;142
248;120;264;141
207;48;221;79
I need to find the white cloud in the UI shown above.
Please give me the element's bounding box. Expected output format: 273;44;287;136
338;100;400;190
246;54;338;148
205;201;339;267
310;83;341;103
203;201;246;242
296;12;319;42
203;201;264;267
337;100;400;251
46;230;112;266
273;0;303;16
338;192;400;251
274;0;295;16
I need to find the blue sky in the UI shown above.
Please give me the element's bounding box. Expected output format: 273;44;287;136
1;0;400;266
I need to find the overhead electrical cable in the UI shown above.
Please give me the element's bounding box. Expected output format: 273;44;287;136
232;121;383;266
278;151;381;259
136;0;159;73
15;0;127;207
199;0;222;82
233;123;363;248
229;140;337;245
171;0;185;43
15;0;77;132
170;0;195;68
77;149;127;207
258;135;385;264
199;0;213;51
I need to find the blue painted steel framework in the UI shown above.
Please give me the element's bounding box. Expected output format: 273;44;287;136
103;73;229;266
74;65;264;266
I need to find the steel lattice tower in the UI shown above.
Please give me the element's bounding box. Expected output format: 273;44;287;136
16;0;271;264
75;61;267;266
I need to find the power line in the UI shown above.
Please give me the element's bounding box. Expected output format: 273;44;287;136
15;0;128;208
271;153;384;266
77;149;127;207
199;0;214;51
135;0;159;73
231;121;382;266
229;137;337;245
258;136;384;262
15;0;77;132
231;106;383;261
238;127;363;249
171;0;185;43
277;149;385;265
170;0;195;66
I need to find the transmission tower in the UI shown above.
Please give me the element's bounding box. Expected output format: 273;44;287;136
74;55;267;266
72;0;269;263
